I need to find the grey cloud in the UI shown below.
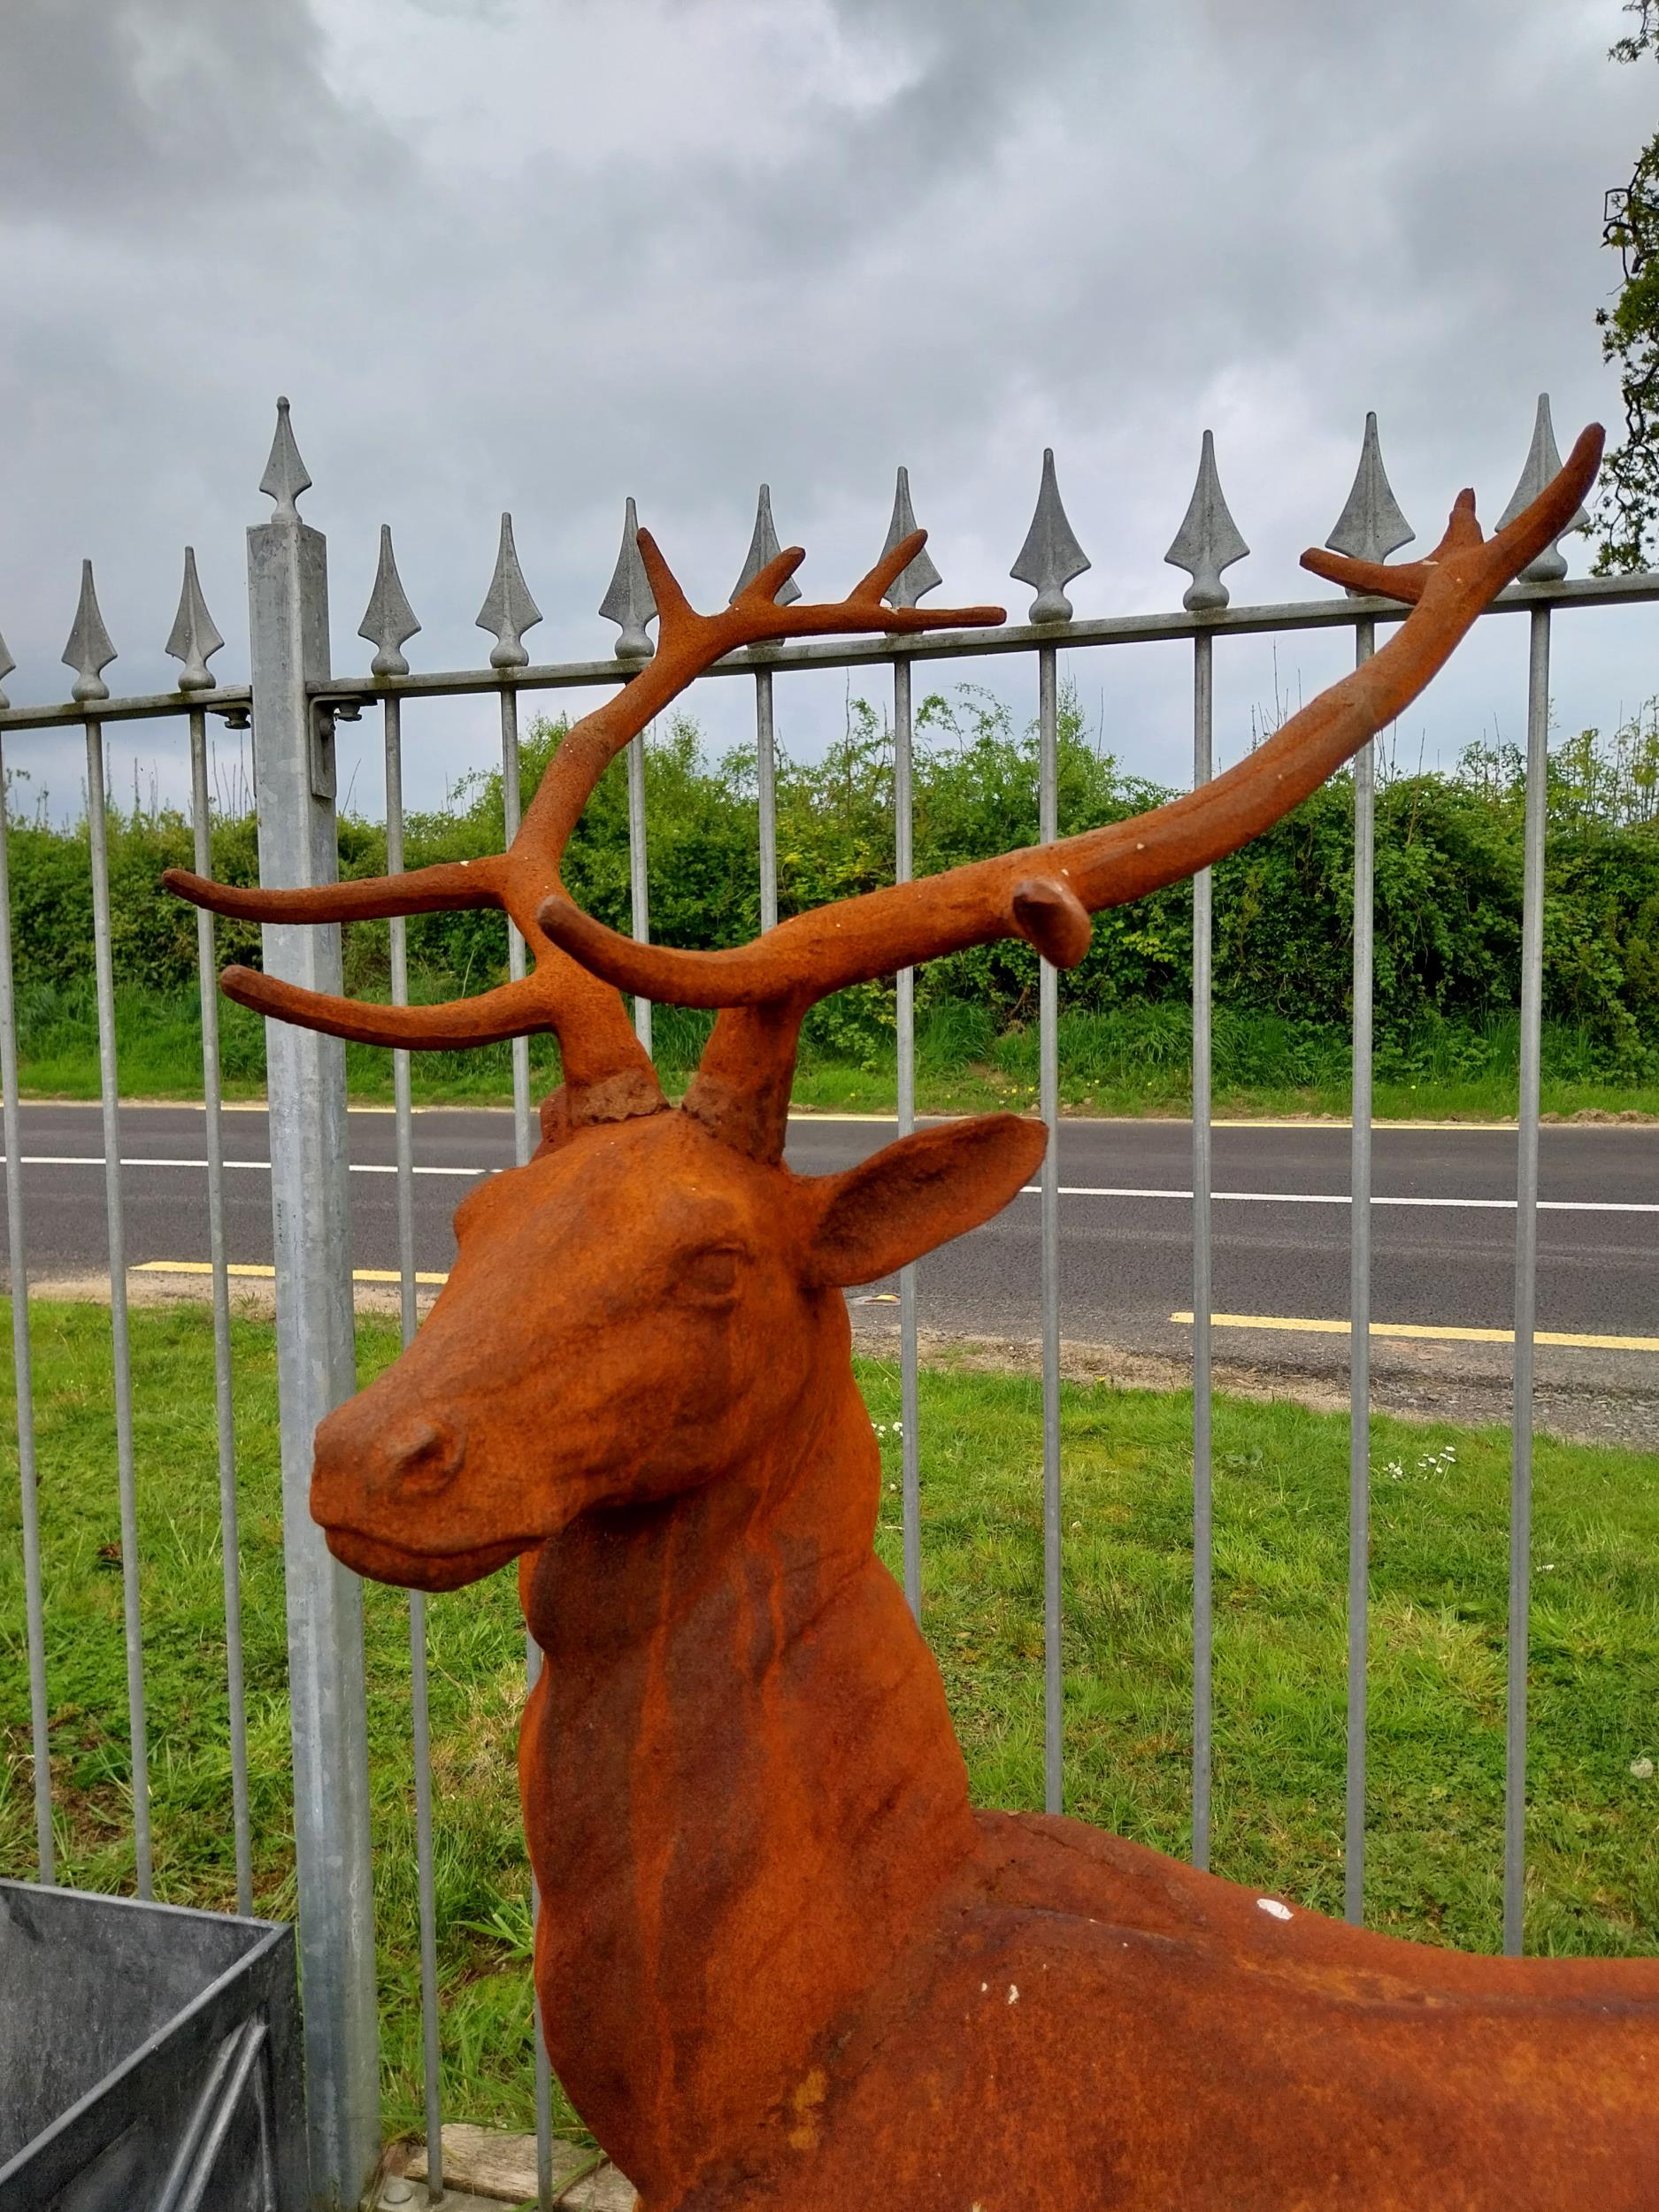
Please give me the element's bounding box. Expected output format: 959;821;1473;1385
0;0;1650;818
0;0;387;226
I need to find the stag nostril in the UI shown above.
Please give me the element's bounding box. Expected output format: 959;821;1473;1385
382;1416;465;1502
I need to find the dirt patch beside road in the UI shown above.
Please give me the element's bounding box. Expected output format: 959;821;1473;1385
850;1317;1659;1452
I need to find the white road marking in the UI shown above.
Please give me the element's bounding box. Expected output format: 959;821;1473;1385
0;1154;478;1176
1018;1184;1657;1214
1;1155;1651;1214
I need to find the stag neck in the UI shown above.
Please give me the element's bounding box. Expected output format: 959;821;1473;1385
517;1334;975;2194
523;1301;883;1655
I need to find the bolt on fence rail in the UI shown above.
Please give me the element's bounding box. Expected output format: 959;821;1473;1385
0;394;1653;2208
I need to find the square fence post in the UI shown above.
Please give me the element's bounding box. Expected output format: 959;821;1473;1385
246;399;380;2208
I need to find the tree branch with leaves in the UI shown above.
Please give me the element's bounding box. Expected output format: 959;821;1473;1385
1597;1;1659;569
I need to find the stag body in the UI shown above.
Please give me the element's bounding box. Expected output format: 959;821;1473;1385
312;1105;1659;2211
171;425;1658;2208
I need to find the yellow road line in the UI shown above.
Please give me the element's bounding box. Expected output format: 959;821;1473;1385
1170;1310;1659;1353
1209;1118;1514;1133
136;1260;449;1286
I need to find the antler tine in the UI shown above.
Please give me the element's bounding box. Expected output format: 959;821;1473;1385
163;856;505;925
1302;488;1482;603
632;527;696;641
1302;419;1598;603
219;965;556;1048
749;528;1005;641
737;543;809;611
851;527;929;608
534;425;1604;1157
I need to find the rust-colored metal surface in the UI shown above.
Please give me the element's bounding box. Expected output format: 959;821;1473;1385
170;427;1659;2210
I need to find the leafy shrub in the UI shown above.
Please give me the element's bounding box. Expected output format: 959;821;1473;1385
5;689;1655;1079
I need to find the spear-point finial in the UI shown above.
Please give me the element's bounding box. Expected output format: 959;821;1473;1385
1325;411;1414;596
731;483;803;607
359;524;421;677
880;466;942;609
62;559;117;703
0;627;13;711
1164;430;1249;613
258;396;312;522
1010;449;1091;624
1497;394;1588;584
600;496;657;660
165;547;225;693
476;513;542;671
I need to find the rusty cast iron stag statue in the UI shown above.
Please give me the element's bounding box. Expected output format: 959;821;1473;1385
171;424;1658;2210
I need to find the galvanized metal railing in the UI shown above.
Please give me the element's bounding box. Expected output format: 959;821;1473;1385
0;395;1653;2209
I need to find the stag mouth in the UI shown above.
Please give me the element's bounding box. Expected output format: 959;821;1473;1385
322;1523;525;1592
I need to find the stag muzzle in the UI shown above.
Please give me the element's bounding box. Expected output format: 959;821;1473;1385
311;1387;523;1592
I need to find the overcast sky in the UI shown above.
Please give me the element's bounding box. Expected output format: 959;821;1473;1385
1;0;1653;824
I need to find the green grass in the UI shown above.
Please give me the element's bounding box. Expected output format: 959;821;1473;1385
2;1304;1656;2144
13;985;1659;1121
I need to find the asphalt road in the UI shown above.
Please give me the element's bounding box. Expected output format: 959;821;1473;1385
1;1103;1654;1426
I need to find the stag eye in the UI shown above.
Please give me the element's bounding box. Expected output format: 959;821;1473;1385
674;1244;745;1304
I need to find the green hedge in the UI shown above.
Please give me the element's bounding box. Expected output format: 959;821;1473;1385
8;686;1657;1079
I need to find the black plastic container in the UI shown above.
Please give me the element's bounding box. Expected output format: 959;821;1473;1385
0;1879;307;2211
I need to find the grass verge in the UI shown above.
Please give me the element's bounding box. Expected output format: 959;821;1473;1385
1;1302;1655;2142
12;987;1658;1120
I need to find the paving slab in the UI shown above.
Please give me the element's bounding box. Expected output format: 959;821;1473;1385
382;2124;635;2208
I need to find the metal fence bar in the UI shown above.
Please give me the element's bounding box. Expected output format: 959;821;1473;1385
1504;603;1551;1956
188;705;252;1916
1190;630;1215;1872
382;696;420;1397
406;1509;445;2199
627;733;651;1058
755;669;778;934
246;426;382;2206
529;1627;554;2212
1344;617;1377;1926
84;713;152;1898
0;729;51;1882
893;659;921;1622
500;692;535;1169
496;680;554;2199
384;696;446;2197
1038;645;1064;1816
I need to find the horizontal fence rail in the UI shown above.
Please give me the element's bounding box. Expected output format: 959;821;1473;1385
1;396;1654;2208
5;582;1659;736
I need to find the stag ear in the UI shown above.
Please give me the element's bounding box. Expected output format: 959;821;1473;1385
803;1114;1048;1287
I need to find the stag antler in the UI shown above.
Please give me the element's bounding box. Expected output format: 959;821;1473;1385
165;528;1004;1123
532;426;1604;1156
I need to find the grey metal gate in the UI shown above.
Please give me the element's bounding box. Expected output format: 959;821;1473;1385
0;396;1654;2208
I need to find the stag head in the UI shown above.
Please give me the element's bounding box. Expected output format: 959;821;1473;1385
305;1107;1044;1588
165;431;1602;1592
